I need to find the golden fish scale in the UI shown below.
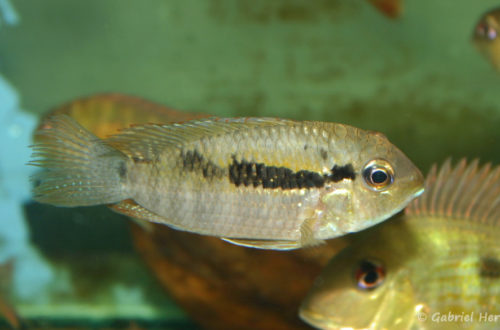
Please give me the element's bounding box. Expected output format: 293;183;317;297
125;121;375;240
473;8;500;72
404;216;500;328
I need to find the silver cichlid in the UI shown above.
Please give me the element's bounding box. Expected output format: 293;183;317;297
30;115;424;250
472;7;500;72
300;159;500;329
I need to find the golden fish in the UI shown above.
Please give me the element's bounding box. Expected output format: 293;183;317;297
36;93;209;137
300;159;500;329
30;113;423;250
472;7;500;71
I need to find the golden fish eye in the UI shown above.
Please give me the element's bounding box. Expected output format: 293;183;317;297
355;259;385;291
362;159;394;191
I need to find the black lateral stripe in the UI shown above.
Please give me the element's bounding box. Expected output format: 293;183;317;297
328;164;356;182
229;158;355;190
181;150;224;179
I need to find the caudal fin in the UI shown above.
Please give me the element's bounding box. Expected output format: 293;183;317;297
29;115;129;206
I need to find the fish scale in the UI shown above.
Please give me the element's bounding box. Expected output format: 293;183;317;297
129;123;349;238
30;115;423;250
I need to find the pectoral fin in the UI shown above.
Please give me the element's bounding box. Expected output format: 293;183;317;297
220;238;301;250
299;218;325;248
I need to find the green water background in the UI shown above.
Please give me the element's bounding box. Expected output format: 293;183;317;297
2;0;500;170
1;0;499;327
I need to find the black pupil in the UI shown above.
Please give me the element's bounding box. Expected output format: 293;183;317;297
364;270;379;284
357;260;384;290
371;169;388;184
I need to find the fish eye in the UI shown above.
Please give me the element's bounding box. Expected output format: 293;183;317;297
363;159;394;191
355;259;385;291
476;23;497;41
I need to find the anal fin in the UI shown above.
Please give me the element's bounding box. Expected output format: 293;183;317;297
221;218;324;250
108;199;169;232
220;238;301;251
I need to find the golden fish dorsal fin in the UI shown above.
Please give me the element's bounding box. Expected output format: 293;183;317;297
38;93;211;138
105;117;293;159
405;158;500;225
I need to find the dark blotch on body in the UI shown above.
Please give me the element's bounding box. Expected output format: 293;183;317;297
480;257;500;278
118;162;127;179
229;157;355;190
320;148;328;160
329;164;356;182
181;150;223;179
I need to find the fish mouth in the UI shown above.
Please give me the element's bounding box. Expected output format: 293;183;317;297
414;187;425;198
366;185;425;229
299;308;340;330
300;308;364;330
394;186;425;216
406;185;425;208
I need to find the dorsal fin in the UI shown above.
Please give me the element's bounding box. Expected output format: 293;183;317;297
104;117;293;160
37;93;211;139
405;158;500;225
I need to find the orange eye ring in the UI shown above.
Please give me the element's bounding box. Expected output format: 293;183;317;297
355;259;385;290
363;159;394;191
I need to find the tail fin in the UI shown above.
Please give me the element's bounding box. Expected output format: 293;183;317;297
29;115;129;206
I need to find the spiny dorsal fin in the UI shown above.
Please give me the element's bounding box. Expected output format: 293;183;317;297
405;158;500;225
104;117;293;160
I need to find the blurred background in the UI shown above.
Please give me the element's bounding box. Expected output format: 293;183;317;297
0;0;499;328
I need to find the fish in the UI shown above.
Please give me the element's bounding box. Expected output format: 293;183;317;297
299;158;500;329
367;0;402;19
36;93;209;138
472;7;500;71
36;94;351;329
29;112;424;250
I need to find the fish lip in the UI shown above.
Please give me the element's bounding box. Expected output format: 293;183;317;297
398;185;425;214
359;184;425;231
299;307;339;330
363;183;425;231
414;187;425;198
300;308;363;330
